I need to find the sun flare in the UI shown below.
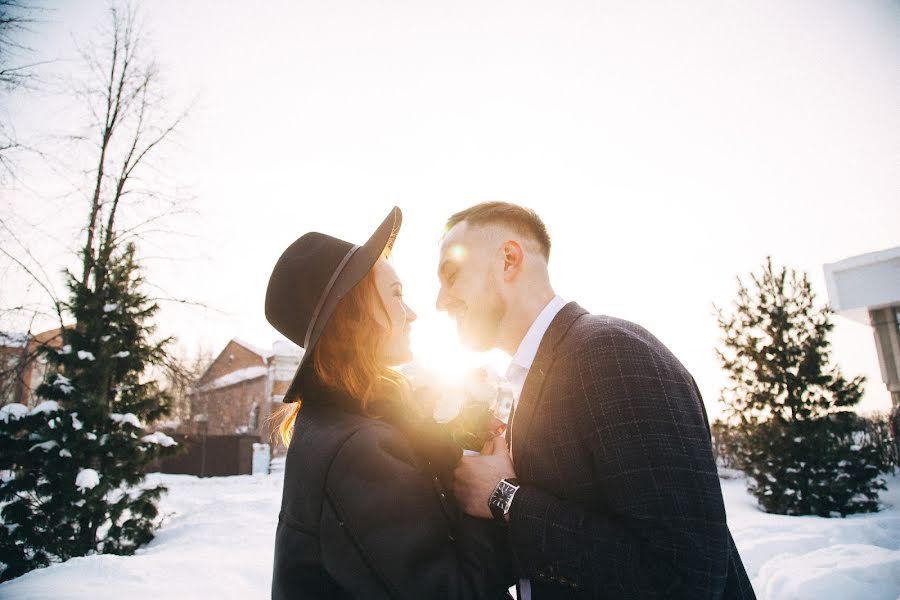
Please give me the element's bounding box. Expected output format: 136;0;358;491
406;313;508;385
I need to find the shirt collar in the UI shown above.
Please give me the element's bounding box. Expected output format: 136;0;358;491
509;295;567;375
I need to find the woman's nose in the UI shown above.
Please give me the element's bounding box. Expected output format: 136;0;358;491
405;303;417;323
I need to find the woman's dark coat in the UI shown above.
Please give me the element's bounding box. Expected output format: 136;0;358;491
271;372;511;600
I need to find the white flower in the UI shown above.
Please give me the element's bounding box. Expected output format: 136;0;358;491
77;351;96;361
0;403;28;423
76;468;100;492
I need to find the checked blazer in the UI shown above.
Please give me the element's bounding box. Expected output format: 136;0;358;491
504;302;756;599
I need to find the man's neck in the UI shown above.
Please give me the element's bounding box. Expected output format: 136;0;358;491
496;287;556;356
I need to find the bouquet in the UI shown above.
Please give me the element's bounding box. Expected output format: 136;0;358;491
407;366;509;453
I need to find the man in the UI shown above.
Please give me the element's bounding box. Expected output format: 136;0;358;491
438;202;755;599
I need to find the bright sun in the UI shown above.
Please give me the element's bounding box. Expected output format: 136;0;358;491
407;313;508;384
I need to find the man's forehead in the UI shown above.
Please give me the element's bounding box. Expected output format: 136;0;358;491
438;222;473;267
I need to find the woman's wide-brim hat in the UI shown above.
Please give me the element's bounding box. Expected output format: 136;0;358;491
265;206;402;403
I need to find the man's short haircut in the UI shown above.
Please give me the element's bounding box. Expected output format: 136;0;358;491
445;202;551;260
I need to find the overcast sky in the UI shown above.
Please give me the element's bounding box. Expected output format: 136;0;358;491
3;0;899;419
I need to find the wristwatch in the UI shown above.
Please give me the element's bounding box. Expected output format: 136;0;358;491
488;478;520;522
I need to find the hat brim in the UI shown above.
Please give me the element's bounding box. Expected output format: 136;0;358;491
281;206;402;403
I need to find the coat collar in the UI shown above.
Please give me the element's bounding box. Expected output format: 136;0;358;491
506;301;588;455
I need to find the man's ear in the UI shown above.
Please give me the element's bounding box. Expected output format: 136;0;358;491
500;240;524;280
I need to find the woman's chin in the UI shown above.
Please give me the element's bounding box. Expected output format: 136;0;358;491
384;348;413;367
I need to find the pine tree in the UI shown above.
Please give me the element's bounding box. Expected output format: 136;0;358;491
0;243;179;581
0;2;190;580
715;257;889;516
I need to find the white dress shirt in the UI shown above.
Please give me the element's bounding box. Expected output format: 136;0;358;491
504;294;566;600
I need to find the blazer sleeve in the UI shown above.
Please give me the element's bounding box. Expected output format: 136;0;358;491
321;423;510;600
507;330;730;599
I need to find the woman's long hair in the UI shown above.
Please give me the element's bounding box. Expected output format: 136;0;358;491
270;264;408;447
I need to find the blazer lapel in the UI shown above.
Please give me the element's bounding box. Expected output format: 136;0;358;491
507;302;587;458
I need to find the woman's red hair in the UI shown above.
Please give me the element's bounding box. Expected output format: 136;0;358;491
271;263;408;447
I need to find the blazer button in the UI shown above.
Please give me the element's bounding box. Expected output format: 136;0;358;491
338;520;345;527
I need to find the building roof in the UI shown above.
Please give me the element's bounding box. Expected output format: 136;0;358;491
0;326;68;350
824;246;900;324
199;366;268;392
232;338;274;359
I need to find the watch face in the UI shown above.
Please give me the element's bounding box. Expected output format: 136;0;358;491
489;478;520;520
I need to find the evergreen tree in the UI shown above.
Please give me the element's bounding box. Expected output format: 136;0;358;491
0;3;189;580
0;243;179;581
715;257;889;516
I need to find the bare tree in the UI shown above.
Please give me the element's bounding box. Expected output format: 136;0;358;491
157;343;214;430
76;2;189;292
0;0;45;178
1;1;196;412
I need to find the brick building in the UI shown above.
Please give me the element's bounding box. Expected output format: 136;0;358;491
189;338;302;452
0;327;66;408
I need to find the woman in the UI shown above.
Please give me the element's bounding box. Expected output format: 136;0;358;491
265;207;511;600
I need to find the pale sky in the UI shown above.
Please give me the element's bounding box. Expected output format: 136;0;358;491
3;0;899;419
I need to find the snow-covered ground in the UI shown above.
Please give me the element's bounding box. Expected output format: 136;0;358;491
2;460;898;599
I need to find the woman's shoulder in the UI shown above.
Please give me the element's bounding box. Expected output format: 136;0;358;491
293;402;409;459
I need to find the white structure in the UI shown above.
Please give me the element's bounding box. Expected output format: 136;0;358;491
824;246;900;407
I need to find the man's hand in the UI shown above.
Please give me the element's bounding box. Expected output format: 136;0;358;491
453;435;516;518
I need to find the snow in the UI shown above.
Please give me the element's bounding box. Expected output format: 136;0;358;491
77;351;95;361
722;473;900;599
141;432;177;447
110;413;142;428
57;345;72;355
200;366;268;391
113;351;131;358
232;337;274;359
1;464;898;599
103;303;119;313
53;374;74;395
75;468;100;492
59;449;72;458
28;441;58;452
0;331;28;348
0;403;28;422
29;401;60;416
